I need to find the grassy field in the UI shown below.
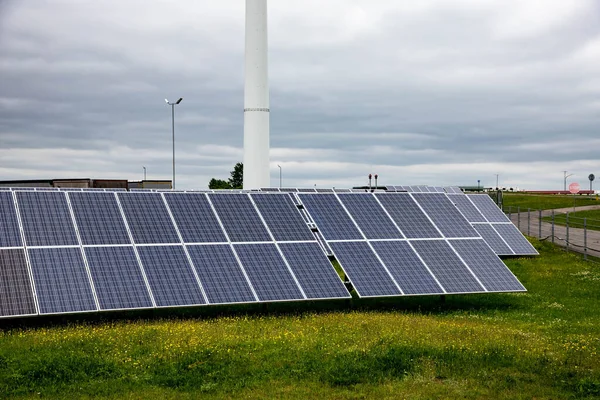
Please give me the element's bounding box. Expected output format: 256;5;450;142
542;209;600;231
502;193;600;211
1;240;600;399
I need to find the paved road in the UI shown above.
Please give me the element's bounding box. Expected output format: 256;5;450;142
508;206;600;259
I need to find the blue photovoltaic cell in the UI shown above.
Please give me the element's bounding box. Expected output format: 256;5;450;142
209;194;272;242
251;194;315;241
329;241;401;297
164;193;227;243
337;194;404;239
467;194;511;223
234;243;304;301
278;242;350;299
137;246;205;307
448;194;487;223
449;239;526;292
375;193;442;238
370;241;444;295
473;224;513;255
16;192;78;246
85;246;153;310
187;244;256;304
410;240;485;293
0;249;36;317
492;224;538;255
69;192;131;245
0;192;22;247
118;193;180;244
412;193;479;238
28;247;97;314
298;194;363;241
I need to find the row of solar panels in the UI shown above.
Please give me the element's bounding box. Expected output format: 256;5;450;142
449;194;537;256
0;190;531;319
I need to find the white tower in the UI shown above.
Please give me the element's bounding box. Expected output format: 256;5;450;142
243;0;270;189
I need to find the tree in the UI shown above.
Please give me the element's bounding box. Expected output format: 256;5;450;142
228;162;243;189
208;162;243;189
208;178;232;190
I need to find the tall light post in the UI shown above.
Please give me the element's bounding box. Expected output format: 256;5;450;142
495;174;499;190
277;164;282;188
165;97;183;189
143;166;146;181
563;170;574;191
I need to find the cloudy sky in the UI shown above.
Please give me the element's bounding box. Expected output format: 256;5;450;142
1;0;599;190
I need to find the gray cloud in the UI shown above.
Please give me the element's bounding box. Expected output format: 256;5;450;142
1;0;600;190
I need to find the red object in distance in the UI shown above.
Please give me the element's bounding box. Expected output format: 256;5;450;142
569;182;580;194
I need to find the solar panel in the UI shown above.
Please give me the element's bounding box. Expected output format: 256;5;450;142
315;188;334;193
447;194;487;223
336;194;404;239
298;188;317;192
85;246;153;310
278;242;350;299
69;192;131;245
329;241;401;297
473;224;513;255
260;187;281;192
251;194;315;241
117;193;180;244
492;224;538;255
233;243;304;301
137;246;205;307
164;193;227;243
16;192;78;246
280;188;299;193
298;194;363;240
187;244;256;304
449;239;526;292
209;194;272;242
467;194;510;223
410;240;484;293
0;249;36;317
375;193;442;239
0;192;22;247
28;247;97;314
333;188;351;193
370;241;444;295
434;186;445;192
412;193;479;238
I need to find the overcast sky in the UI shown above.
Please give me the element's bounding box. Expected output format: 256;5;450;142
1;0;599;190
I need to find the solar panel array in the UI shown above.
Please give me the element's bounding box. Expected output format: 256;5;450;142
0;188;531;319
298;192;526;298
447;193;538;256
0;191;352;318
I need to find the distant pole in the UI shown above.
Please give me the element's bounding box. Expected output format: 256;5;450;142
143;166;146;181
563;170;573;191
165;97;183;189
277;164;282;188
477;179;480;191
495;174;499;190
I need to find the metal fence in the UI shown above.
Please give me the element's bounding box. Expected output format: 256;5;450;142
504;206;600;261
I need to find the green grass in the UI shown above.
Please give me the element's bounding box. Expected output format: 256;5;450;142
1;240;600;399
542;209;600;231
502;193;600;211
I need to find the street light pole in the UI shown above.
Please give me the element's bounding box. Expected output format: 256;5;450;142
165;97;183;189
277;164;282;188
563;170;574;191
143;166;146;181
495;174;499;190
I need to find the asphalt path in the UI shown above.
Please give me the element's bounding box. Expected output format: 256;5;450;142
508;205;600;259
